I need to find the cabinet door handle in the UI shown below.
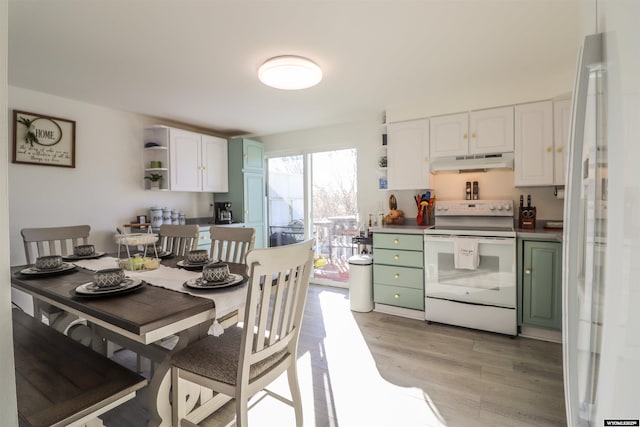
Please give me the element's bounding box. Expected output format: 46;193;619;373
463;133;468;140
546;147;553;153
394;293;400;299
525;268;532;275
393;239;399;244
557;147;563;153
471;132;477;138
394;255;399;260
394;273;399;279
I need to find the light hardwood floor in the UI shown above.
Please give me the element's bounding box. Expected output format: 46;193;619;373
102;285;566;427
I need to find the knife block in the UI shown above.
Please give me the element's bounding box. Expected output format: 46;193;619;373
519;207;536;229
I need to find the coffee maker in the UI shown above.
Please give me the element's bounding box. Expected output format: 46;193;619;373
214;202;233;224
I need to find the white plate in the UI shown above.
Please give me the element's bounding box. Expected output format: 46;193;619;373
63;252;106;261
20;263;76;275
75;278;144;296
183;273;244;290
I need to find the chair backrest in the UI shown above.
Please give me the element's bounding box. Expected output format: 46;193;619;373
21;225;91;264
209;226;256;264
158;224;200;256
238;239;314;385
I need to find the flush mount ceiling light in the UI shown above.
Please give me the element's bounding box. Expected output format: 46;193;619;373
258;55;322;90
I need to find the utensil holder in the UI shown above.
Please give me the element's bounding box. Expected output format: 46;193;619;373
519;207;536;229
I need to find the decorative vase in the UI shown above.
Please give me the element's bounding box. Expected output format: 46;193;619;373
150;181;160;190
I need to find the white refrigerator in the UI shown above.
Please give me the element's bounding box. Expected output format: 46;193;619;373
563;10;640;426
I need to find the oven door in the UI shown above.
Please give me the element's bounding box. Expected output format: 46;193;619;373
424;234;516;308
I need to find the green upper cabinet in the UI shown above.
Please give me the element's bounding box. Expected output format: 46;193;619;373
242;139;264;171
521;240;563;330
214;138;266;248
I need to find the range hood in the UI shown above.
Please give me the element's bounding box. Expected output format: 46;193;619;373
430;152;514;172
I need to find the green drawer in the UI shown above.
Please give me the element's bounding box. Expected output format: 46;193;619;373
374;283;424;310
374;248;423;268
373;265;424;290
374;233;423;251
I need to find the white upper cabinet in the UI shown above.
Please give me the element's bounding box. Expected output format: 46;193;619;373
430;113;468;158
469;106;514;155
514;101;554;187
553;99;572;186
387;118;430;190
164;128;228;192
430;107;514;159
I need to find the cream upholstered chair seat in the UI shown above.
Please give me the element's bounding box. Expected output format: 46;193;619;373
171;325;288;386
171;239;314;427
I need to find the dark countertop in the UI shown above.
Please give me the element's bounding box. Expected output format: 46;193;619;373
516;220;563;241
185;217;244;231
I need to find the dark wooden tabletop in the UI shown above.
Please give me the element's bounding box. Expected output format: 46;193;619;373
9;257;247;339
13;309;147;427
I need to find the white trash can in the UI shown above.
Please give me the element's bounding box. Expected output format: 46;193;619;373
348;254;374;312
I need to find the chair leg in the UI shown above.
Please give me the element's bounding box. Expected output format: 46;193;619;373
236;390;249;427
287;362;303;427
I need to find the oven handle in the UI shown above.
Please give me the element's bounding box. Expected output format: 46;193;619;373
424;235;515;245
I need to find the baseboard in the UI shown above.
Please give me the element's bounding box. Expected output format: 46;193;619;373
374;303;424;320
519;325;563;343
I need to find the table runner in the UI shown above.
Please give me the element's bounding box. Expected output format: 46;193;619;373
73;257;247;335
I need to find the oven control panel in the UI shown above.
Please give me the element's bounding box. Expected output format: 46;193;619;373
435;200;514;217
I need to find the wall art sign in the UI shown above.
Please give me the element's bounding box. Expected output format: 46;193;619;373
12;110;76;168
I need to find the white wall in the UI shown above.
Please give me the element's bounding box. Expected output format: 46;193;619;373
1;0;19;423
8;86;215;265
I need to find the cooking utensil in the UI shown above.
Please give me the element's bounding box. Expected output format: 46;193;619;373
389;194;397;210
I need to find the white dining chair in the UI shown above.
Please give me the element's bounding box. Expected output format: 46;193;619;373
209;226;257;329
171;239;314;427
209;226;256;264
20;225;92;342
158;224;200;256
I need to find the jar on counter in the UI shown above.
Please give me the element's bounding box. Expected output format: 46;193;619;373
149;207;163;228
179;212;186;225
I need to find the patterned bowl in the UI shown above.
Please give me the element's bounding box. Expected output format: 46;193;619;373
35;255;63;270
202;262;230;283
94;268;126;288
74;244;95;257
186;250;209;264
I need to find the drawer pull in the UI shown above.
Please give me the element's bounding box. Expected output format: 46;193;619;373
394;273;399;279
394;239;399;245
394;293;400;299
394;255;399;260
525;268;532;275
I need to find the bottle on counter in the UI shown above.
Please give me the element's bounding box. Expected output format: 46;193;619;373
472;181;479;200
465;181;472;200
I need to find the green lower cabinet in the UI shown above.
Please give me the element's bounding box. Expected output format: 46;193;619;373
522;241;562;330
373;233;424;311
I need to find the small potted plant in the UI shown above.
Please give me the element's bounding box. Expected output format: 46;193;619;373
144;173;163;190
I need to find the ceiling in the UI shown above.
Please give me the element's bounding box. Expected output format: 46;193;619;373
8;1;581;138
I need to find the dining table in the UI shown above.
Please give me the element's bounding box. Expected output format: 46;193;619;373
10;255;249;427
